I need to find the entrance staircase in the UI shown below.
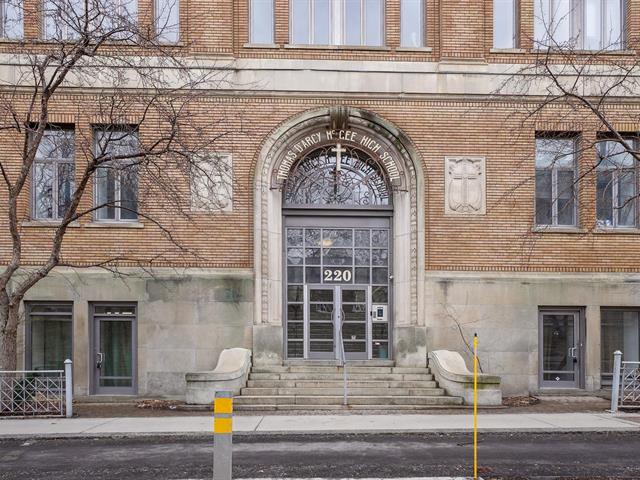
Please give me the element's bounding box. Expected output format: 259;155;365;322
234;360;464;411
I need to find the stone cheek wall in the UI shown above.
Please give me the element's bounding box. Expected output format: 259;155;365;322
1;96;639;273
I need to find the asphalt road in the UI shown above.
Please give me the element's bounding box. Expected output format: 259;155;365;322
1;432;639;480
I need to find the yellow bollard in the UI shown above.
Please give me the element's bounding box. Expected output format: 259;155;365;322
213;391;233;480
473;333;478;480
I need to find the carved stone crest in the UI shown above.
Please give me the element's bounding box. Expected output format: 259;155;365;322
444;157;486;215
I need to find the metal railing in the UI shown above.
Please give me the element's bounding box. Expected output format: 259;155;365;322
339;308;348;406
611;351;640;413
0;359;73;417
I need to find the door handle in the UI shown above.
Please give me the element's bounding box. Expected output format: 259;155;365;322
96;352;104;369
568;347;577;358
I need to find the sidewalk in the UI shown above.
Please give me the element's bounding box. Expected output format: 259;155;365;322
1;412;639;438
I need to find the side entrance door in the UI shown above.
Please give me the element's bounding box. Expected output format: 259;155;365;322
91;304;137;395
539;309;584;388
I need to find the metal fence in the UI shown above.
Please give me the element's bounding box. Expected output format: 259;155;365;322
0;360;73;417
610;351;640;413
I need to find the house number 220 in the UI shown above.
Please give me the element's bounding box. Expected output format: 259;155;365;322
324;269;352;283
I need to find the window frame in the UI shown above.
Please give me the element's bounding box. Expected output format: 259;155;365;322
600;307;640;387
31;127;76;222
0;0;23;39
400;0;425;48
25;301;73;372
535;135;579;228
154;0;179;43
596;138;639;229
534;0;626;51
288;0;385;47
92;126;140;223
249;0;274;44
493;0;519;49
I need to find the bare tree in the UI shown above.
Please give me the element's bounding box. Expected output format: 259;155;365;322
0;0;236;370
496;1;640;234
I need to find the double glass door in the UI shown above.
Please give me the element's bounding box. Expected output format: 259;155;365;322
308;285;369;360
540;310;583;388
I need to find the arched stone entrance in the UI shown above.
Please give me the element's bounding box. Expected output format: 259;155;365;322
253;107;425;367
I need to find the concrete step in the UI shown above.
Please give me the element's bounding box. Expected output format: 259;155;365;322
234;404;467;412
234;395;463;406
246;379;437;388
249;372;434;381
240;387;446;396
250;366;431;375
283;359;395;367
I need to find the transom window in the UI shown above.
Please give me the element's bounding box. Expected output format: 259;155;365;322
290;0;384;46
535;136;578;227
534;0;624;50
284;146;391;207
596;139;638;228
32;128;75;221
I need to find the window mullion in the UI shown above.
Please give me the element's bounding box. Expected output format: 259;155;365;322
52;158;59;220
613;169;619;227
552;167;558;225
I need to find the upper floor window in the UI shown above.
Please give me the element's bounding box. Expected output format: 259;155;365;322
596;139;638;228
94;127;140;222
155;0;179;42
32;128;75;221
401;0;424;48
290;0;383;46
1;0;22;39
535;136;578;227
250;0;274;44
44;0;138;40
534;0;624;50
493;0;517;48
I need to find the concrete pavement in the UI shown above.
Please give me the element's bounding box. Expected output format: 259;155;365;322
1;412;639;438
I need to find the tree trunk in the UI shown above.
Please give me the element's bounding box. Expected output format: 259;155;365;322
0;303;20;371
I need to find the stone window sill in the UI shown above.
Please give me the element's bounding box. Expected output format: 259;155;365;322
243;43;281;49
86;221;144;229
396;46;433;53
22;220;80;228
531;48;636;56
283;44;391;51
531;226;586;234
490;48;527;54
593;228;640;235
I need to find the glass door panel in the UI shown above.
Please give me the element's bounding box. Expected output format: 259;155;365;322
340;287;368;360
308;288;335;359
540;311;580;388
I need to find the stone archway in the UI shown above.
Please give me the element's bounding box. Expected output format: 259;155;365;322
253;106;425;367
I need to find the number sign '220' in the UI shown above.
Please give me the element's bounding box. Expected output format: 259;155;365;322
324;268;352;283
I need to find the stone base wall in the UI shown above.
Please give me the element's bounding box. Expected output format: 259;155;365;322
18;267;254;398
425;271;640;396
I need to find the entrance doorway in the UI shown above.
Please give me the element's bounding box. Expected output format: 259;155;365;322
283;145;393;361
539;309;584;388
91;304;137;395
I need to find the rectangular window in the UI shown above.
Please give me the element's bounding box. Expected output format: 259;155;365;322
155;0;179;42
493;0;517;48
401;0;424;47
94;127;140;221
535;136;577;227
534;0;624;50
289;0;383;46
601;308;640;386
1;0;22;38
250;0;273;44
596;139;637;228
26;303;73;372
44;0;138;40
32;128;75;221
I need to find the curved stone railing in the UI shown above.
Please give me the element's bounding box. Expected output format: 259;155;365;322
428;350;502;406
185;348;252;405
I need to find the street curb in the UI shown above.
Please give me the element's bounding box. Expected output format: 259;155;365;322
1;426;639;441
